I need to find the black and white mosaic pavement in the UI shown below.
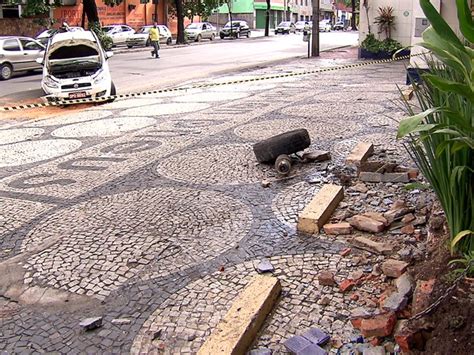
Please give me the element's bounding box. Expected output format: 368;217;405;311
1;58;410;353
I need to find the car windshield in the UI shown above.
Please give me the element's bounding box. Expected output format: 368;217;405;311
137;27;151;34
224;22;241;28
186;24;200;29
102;26;114;33
295;21;305;25
279;22;291;26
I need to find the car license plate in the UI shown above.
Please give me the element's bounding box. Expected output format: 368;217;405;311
69;92;86;99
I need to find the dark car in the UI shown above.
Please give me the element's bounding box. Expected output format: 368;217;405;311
333;21;345;31
219;21;251;39
275;21;296;34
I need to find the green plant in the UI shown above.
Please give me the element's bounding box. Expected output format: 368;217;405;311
374;6;396;39
397;0;474;255
448;251;474;277
361;33;402;54
89;22;113;51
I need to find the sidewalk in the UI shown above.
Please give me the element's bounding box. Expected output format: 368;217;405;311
0;49;434;354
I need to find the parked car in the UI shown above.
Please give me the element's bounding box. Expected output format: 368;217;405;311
185;22;216;42
102;25;135;46
319;20;332;32
38;30;115;100
36;26;84;46
295;21;309;32
219;21;250;39
125;25;172;48
333;21;345;31
0;36;45;80
275;21;296;34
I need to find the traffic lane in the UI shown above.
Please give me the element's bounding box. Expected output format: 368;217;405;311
0;71;44;106
109;35;308;93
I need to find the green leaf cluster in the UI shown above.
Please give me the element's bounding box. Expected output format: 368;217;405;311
397;0;474;255
361;33;402;54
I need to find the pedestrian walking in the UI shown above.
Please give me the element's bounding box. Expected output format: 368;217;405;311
149;23;160;59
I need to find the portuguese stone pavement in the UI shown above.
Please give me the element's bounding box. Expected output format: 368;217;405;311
0;57;411;353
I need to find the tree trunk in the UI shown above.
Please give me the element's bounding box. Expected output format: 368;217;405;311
351;0;357;30
83;0;100;24
175;0;185;44
264;0;270;37
363;1;371;34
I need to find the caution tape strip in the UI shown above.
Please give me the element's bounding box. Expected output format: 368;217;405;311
1;54;412;112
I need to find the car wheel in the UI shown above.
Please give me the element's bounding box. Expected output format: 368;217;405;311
220;34;225;39
0;63;13;80
246;31;250;38
236;32;240;39
196;34;202;42
166;37;172;45
210;33;215;41
127;45;133;48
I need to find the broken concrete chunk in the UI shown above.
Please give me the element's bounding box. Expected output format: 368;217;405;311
283;335;312;353
79;317;103;331
353;237;393;255
401;224;415;234
362;212;389;226
362;346;386;355
257;259;275;274
359;172;383;183
302;150;331;162
297;184;344;234
349;215;386;233
111;318;131;325
352;182;368;193
382;173;409;183
323;222;353;235
346;142;374;165
198;276;281;354
302;327;330;345
382;259;409;278
382;292;408;312
396;273;415;298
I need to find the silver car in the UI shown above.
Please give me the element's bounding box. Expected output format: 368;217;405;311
102;25;135;46
125;25;172;48
185;22;216;42
0;36;45;80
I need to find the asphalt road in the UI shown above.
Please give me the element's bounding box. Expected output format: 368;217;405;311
0;31;358;105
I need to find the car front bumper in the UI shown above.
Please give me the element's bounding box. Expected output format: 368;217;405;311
42;78;111;100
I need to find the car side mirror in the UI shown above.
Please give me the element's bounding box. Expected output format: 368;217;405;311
105;51;114;59
36;57;44;65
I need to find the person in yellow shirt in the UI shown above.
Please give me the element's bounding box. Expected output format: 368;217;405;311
149;23;160;58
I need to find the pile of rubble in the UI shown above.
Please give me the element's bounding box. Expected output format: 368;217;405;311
291;141;443;354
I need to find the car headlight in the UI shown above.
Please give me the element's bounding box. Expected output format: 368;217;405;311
43;75;59;89
93;69;106;84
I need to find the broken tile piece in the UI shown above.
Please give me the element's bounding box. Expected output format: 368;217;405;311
302;327;330;345
283;335;312;353
79;317;103;331
298;343;328;355
257;259;275;274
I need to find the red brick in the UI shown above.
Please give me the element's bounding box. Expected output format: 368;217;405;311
350;293;359;301
394;320;426;352
323;222;353;235
340;248;352;257
360;312;397;337
401;224;415;234
349;215;386;233
318;271;336;286
381;259;409;278
408;168;419;180
369;337;382;346
339;279;355;293
401;213;416;224
412;279;436;313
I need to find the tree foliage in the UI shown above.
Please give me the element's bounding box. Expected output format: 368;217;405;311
183;0;221;21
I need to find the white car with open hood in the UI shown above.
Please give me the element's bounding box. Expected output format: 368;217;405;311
38;30;115;101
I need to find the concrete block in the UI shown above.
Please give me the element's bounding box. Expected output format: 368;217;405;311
297;184;344;234
198;275;281;355
359;172;383;182
382;173;410;183
346;142;374;165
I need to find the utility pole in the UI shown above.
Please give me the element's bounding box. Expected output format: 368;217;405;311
311;0;319;57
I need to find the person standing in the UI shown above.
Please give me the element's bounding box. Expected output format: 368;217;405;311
149;23;160;59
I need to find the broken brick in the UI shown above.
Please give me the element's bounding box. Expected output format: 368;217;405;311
381;259;409;278
353;237;393;255
362;212;389;226
323;222;353;235
340;248;352;257
359;171;383;182
349;215;386;233
382;172;409;183
412;279;436;314
407;168;419;180
401;213;416;224
359;312;397;337
339;279;355;293
318;271;336;286
401;224;415;234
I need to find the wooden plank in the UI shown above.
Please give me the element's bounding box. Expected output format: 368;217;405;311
346;142;374;165
198;275;281;355
297;184;344;234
